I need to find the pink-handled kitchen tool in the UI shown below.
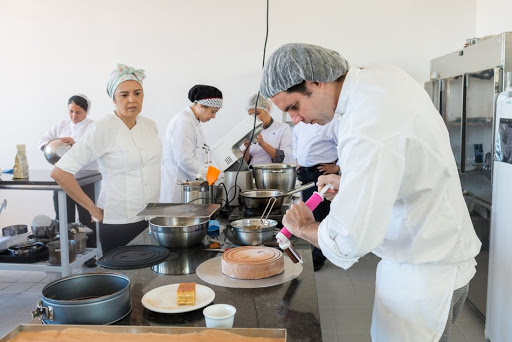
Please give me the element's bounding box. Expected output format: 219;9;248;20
276;184;334;264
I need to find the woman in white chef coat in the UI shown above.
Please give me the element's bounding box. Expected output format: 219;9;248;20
51;64;162;254
160;85;223;203
38;94;98;247
243;94;293;166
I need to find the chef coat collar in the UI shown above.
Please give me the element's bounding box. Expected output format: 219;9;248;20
263;117;274;129
335;67;360;115
112;110;140;129
185;106;201;126
71;118;88;129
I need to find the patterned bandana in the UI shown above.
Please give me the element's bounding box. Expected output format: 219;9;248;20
196;98;223;109
106;64;146;98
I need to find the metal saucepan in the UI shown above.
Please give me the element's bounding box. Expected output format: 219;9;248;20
69;232;88;254
2;224;28;237
47;240;77;265
230;218;278;246
239;182;316;210
149;216;210;248
8;242;46;256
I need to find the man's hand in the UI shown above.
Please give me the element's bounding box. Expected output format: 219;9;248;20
283;201;316;237
59;137;76;145
318;163;340;175
317;174;340;201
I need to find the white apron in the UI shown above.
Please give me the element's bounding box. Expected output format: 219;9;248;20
371;260;458;341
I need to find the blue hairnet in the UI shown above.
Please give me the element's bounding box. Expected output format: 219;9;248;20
260;43;349;98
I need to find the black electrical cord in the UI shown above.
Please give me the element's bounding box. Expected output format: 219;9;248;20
228;0;270;211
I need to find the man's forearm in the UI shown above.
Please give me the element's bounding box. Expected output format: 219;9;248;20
296;222;321;248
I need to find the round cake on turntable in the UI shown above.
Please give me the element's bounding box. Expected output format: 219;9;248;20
221;246;284;280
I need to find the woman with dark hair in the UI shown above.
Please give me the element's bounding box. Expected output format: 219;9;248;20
160;84;223;203
51;64;162;254
38;94;98;246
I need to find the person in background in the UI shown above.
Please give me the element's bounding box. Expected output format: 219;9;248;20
51;64;162;254
243;93;293;166
38;94;98;249
292;115;340;271
260;43;481;341
160;85;222;203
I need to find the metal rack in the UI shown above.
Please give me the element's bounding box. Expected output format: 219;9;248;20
0;170;101;276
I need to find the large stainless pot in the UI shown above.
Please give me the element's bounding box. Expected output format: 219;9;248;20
253;164;297;191
47;240;77;265
240;182;315;210
32;273;131;324
217;170;254;206
69;232;88;254
181;180;214;204
149;216;209;247
230;218;278;246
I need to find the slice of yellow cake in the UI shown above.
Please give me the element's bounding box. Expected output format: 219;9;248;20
176;282;196;306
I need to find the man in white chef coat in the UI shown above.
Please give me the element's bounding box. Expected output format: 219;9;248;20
260;43;481;342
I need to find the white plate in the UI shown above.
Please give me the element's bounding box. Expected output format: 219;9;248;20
141;283;215;313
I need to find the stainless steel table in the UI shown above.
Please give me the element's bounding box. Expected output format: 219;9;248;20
0;169;101;276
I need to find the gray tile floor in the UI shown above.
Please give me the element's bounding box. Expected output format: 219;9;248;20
316;254;489;342
0;254;489;342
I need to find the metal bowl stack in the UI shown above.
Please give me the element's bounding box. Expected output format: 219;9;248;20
149;217;209;248
31;217;58;239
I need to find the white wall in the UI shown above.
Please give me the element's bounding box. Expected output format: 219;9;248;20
0;0;477;226
476;0;512;37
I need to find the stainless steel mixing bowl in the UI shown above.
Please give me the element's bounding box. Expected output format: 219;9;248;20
31;219;59;238
44;139;72;165
230;218;277;246
149;216;209;248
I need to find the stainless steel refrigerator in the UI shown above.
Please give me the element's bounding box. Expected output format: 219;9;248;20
425;32;512;322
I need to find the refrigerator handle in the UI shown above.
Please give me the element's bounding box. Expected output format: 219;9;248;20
461;73;468;173
490;67;503;183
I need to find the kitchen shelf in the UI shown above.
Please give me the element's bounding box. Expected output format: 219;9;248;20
0;248;98;272
0;170;101;276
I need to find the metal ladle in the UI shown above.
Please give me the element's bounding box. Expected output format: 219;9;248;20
256;197;277;229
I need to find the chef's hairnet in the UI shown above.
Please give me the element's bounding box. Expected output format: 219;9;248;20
68;94;91;113
260;43;350;98
246;93;272;112
106;64;146;98
188;85;223;109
